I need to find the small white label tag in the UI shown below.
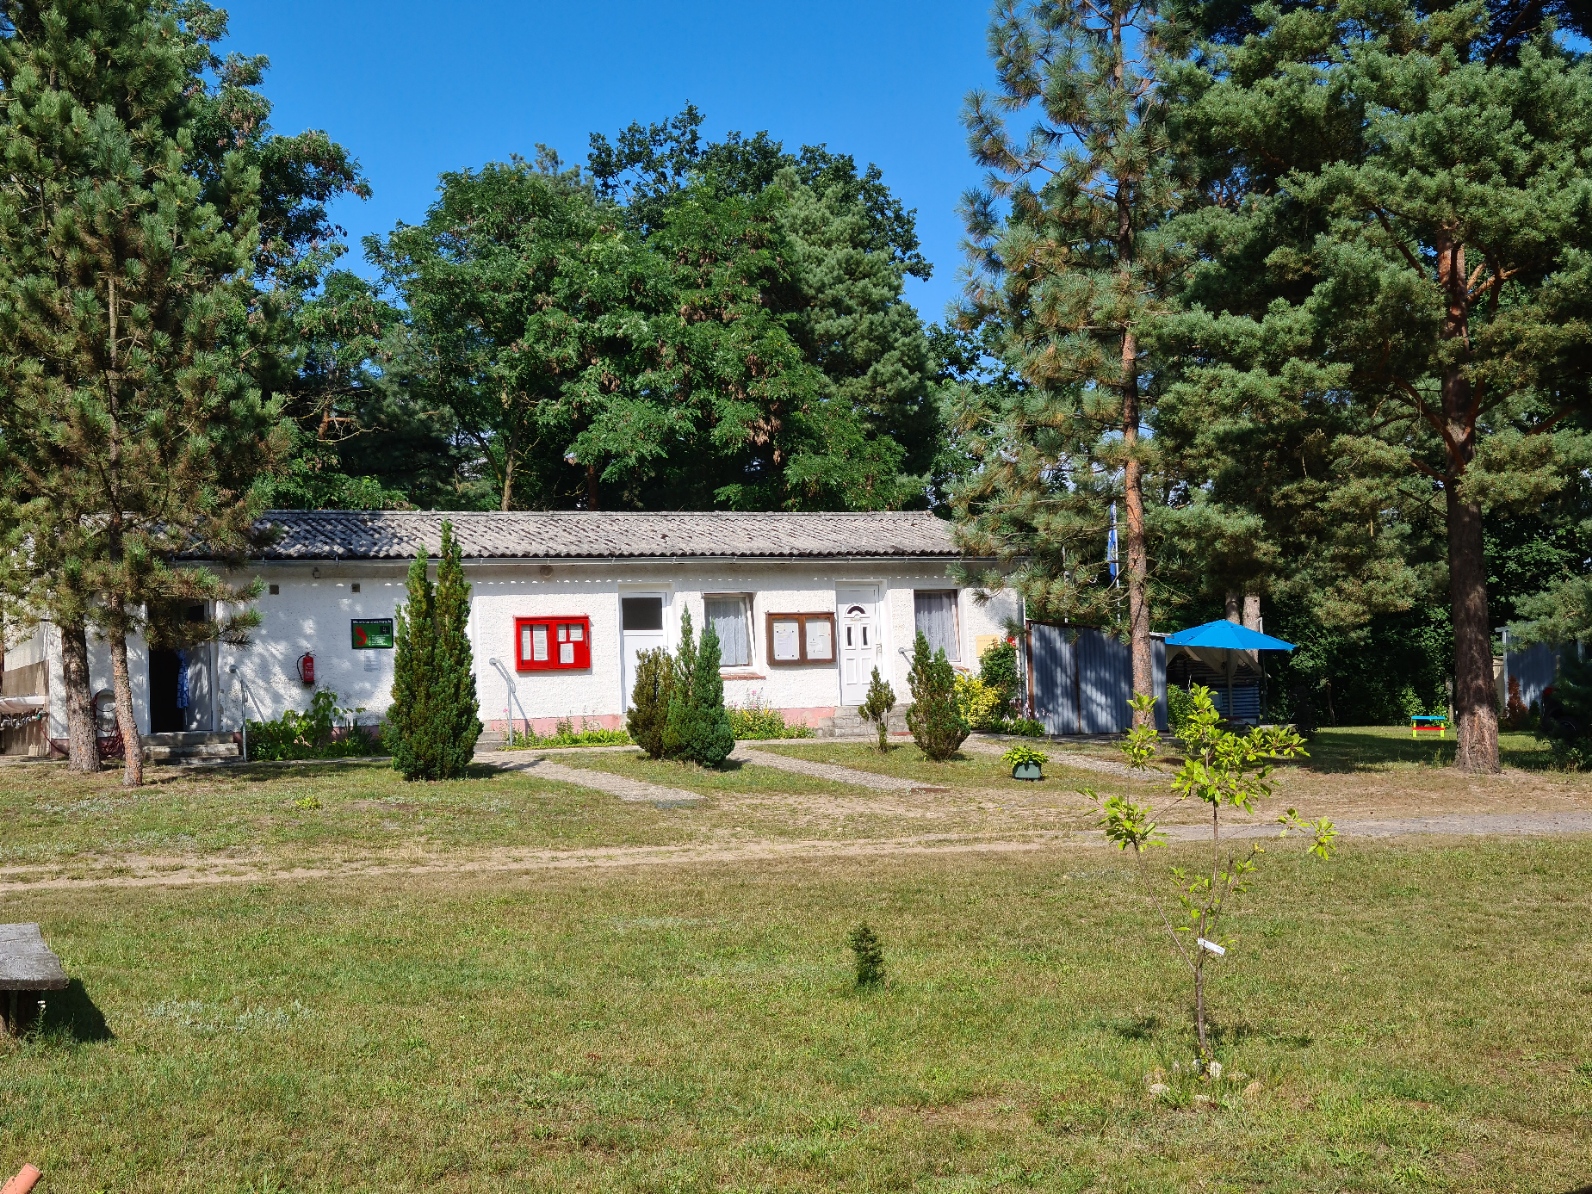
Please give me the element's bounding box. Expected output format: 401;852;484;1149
1196;937;1226;956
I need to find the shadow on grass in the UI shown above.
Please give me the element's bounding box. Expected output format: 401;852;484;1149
39;978;112;1043
1294;728;1554;773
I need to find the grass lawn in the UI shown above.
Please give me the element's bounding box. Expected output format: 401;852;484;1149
0;729;1587;1190
1;843;1589;1191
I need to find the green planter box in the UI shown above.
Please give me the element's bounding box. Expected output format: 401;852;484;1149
1011;761;1043;781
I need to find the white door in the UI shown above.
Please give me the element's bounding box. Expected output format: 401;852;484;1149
620;594;667;709
837;586;880;706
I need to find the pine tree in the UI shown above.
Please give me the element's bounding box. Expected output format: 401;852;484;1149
1166;0;1592;771
905;632;969;761
684;621;736;766
0;1;358;784
954;0;1191;724
386;522;480;780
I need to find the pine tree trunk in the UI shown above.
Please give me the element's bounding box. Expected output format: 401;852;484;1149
1448;486;1499;772
1122;343;1154;724
106;602;143;787
60;621;99;772
1436;234;1499;774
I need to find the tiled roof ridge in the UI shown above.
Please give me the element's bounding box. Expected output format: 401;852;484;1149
252;508;959;561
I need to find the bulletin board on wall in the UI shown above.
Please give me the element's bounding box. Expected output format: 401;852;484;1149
765;612;836;665
515;616;592;671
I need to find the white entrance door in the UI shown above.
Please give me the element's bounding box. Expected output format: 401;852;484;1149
620;594;667;709
837;586;880;706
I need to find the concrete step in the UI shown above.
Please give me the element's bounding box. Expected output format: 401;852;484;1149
144;731;240;764
816;707;908;739
474;731;507;755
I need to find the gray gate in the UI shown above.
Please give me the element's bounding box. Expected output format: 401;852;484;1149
1029;624;1167;735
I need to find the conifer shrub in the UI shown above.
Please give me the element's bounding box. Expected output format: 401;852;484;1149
386;522;481;780
848;922;885;987
905;632;968;761
627;648;674;759
859;667;896;751
662;610;699;762
684;620;736;766
652;612;736;766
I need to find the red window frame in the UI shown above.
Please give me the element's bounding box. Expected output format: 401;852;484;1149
514;616;592;672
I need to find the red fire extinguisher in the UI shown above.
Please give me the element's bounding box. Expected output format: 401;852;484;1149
297;653;315;685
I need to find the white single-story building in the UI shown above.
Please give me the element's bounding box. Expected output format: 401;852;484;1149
3;510;1019;754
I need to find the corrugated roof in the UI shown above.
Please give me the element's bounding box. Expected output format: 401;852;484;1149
255;510;960;561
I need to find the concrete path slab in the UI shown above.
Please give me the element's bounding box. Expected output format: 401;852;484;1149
962;736;1159;783
477;752;702;806
731;746;943;792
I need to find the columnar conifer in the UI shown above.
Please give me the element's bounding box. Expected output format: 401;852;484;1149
387;522;479;779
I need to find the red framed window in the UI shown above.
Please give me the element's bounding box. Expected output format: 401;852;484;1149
515;616;592;671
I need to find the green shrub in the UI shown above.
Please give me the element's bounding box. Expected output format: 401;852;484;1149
726;694;814;740
246;689;380;761
386;522;481;780
906;632;968;761
1538;648;1592;770
955;674;1004;731
847;922;885;987
978;639;1021;710
1167;685;1195;735
989;716;1045;737
627;648;674;759
859;667;896;751
505;719;633;750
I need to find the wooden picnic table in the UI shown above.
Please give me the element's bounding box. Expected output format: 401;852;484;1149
0;924;68;1035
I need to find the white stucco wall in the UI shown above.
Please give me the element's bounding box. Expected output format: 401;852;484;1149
37;556;1019;740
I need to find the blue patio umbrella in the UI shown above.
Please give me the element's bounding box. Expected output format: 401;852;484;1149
1164;620;1295;722
1165;620;1295;652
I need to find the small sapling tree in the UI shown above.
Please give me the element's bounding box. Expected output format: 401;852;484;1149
1094;688;1336;1058
860;667;896;752
848;922;885;987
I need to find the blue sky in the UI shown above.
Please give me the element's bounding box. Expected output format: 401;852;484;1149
220;0;1000;325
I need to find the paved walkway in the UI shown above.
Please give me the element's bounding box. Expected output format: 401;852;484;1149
730;745;939;792
3;812;1590;894
476;752;702;806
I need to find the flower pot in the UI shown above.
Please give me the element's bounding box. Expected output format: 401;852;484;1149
1011;761;1043;781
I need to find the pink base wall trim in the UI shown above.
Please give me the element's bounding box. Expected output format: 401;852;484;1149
486;714;627;736
485;708;836;734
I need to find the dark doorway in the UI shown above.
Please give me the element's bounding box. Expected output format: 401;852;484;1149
148;649;183;733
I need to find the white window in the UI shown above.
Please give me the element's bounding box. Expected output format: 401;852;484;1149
914;590;960;661
704;594;753;668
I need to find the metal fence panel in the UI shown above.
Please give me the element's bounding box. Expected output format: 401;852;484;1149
1028;625;1166;735
1504;642;1561;709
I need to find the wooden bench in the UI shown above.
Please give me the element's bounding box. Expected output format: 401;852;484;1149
0;924;68;1035
1410;714;1448;739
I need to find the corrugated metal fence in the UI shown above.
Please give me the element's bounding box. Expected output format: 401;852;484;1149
1028;624;1168;735
1503;641;1564;709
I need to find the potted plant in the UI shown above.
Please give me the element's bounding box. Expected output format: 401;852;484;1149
1003;744;1049;781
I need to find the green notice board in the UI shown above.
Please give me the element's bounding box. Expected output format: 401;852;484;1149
351;618;394;649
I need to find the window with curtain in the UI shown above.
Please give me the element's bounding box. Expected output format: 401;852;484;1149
914;590;960;661
705;595;752;667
